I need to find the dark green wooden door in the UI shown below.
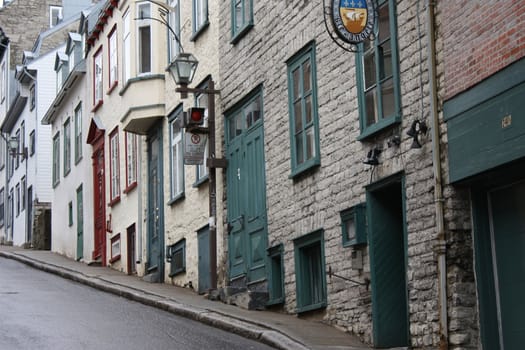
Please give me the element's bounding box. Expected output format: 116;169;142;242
227;135;246;278
489;181;525;348
76;185;83;260
147;127;164;282
198;226;211;293
367;178;409;348
226;109;268;283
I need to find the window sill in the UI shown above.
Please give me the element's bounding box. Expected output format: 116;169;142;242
289;159;320;180
231;23;254;45
190;21;209;42
123;182;137;194
107;81;118;95
168;267;185;278
75;155;83;166
109;254;121;264
357;115;401;141
64;169;71;178
108;196;121;207
91;100;103;113
296;301;327;314
52;180;60;189
192;175;209;188
167;192;185;206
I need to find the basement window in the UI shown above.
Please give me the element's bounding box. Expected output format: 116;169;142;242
267;244;285;306
167;239;186;277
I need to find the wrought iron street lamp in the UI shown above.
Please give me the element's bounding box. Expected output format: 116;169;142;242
166;53;198;99
169;52;226;291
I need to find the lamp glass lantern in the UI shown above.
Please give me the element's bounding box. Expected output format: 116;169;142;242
8;137;19;153
167;52;198;86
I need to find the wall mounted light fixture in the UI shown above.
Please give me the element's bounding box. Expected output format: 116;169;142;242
407;120;428;149
363;147;382;166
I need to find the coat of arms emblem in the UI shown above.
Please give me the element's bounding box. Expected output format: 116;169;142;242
331;0;375;45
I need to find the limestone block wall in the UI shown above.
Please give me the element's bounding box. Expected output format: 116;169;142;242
217;0;483;347
0;0;62;68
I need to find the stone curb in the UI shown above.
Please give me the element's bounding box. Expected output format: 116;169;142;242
0;251;309;350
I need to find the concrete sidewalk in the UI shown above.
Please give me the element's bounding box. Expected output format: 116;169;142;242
0;246;371;350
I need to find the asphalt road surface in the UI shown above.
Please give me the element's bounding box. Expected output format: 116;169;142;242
0;257;274;350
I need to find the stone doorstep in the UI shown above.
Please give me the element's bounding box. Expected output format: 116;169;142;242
216;286;269;310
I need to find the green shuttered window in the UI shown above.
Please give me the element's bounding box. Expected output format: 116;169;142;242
356;0;401;139
287;42;321;178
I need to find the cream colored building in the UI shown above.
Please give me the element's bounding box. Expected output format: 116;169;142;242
84;0;168;275
160;0;224;293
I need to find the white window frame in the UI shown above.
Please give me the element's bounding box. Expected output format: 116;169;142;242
50;6;62;28
109;128;120;202
168;0;181;62
170;113;184;199
192;0;208;34
52;133;60;186
137;2;152;75
123;11;131;82
1;61;5;103
108;26;118;88
63;118;71;176
93;48;103;105
125;132;137;189
74;102;82;163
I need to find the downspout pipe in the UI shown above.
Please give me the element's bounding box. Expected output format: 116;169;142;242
426;2;448;349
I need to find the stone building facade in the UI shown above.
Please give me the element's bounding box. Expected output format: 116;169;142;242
218;0;525;348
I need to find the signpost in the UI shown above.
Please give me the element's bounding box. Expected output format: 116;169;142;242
184;131;207;165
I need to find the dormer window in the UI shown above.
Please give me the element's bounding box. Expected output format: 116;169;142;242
54;52;68;93
50;6;63;28
68;43;76;72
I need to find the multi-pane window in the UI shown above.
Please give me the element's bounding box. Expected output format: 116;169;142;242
63;118;71;176
29;84;35;110
108;27;118;88
93;48;103;106
7;190;12;229
356;0;400;138
15;129;20;169
125;132;137;190
227;91;262;141
74;103;82;163
109;128;120;202
21;177;26;211
169;109;184;200
15;183;19;217
0;188;4;227
192;0;208;35
52;133;60;186
168;0;181;61
294;229;327;313
123;11;131;82
195;88;209;182
20;121;25;163
231;0;253;41
29;130;35;157
1;61;5;102
287;42;320;177
50;6;62;27
137;2;151;74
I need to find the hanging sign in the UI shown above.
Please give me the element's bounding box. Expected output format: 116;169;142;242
331;0;376;44
184;132;207;165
